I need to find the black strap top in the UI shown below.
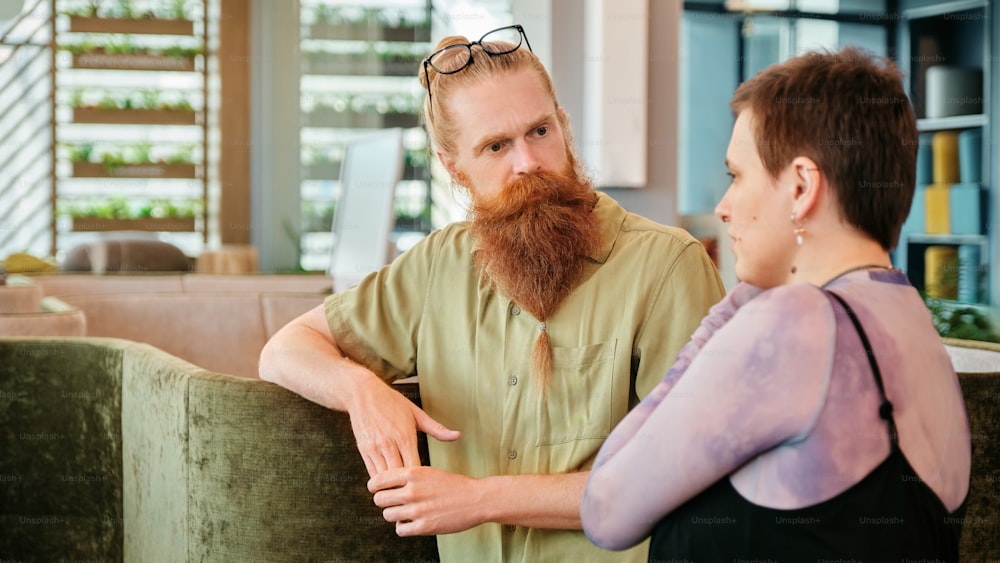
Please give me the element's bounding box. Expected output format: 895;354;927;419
647;290;966;562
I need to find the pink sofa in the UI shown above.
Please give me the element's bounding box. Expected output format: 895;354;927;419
0;276;86;336
26;273;332;378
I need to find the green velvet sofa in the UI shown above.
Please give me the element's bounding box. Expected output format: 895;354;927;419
2;337;998;561
0;337;438;562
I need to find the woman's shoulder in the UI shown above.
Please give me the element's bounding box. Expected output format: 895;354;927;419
744;282;836;318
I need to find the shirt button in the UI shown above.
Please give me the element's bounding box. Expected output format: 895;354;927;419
507;449;518;460
504;524;516;532
508;375;518;386
510;305;521;316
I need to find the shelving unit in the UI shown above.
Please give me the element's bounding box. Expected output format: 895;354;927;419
51;0;209;257
298;0;432;272
896;0;995;306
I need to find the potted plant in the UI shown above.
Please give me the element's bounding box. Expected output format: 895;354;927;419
306;4;365;40
402;149;429;180
63;39;202;71
71;88;198;124
380;10;431;43
382;94;421;129
925;296;1000;343
66;0;195;35
68;143;198;179
378;45;423;77
65;196;200;232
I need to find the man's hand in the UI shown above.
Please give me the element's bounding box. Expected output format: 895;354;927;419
348;375;461;477
368;466;485;536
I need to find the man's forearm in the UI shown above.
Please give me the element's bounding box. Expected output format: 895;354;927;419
259;320;374;413
477;471;589;529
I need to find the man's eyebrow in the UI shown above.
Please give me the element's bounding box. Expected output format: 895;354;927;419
469;112;557;150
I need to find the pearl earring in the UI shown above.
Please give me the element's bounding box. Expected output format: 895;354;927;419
791;213;806;246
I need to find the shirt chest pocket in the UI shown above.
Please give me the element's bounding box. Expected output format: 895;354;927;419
535;339;617;446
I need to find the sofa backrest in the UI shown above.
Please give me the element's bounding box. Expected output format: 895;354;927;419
946;338;1000;559
0;338;439;561
28;274;331;378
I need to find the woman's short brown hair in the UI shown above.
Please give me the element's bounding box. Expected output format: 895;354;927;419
730;46;917;250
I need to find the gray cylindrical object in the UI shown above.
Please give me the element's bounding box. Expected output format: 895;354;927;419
925;66;983;118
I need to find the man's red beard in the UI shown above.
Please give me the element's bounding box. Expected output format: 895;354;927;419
467;164;601;322
465;162;601;389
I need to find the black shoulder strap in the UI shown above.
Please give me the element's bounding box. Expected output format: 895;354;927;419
826;290;898;444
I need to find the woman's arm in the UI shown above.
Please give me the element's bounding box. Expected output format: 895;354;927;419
592;282;766;471
581;284;835;550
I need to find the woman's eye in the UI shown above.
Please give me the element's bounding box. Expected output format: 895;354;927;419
536;126;547;136
726;171;735;180
489;142;502;152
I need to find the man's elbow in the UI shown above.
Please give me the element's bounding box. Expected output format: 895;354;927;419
258;335;285;383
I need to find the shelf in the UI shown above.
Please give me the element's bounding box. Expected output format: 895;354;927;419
904;0;988;20
72;107;198;125
917;114;987;131
303;109;419;129
306;22;430;42
906;233;989;245
72;52;197;72
72;162;197;179
68;16;195;35
302;54;421;77
71;216;196;232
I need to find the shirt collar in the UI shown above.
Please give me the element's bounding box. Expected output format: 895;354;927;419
588;191;624;264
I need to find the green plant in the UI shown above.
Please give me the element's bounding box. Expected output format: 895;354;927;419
68;142;94;162
103;35;137;54
163;0;189;20
67;197;200;220
59;40;97;55
96;95;120;109
61;1;99;17
312;3;341;25
164;144;196;164
925;297;1000;343
68;88;85;108
140;89;160;108
161;44;203;59
99;150;128;171
131;142;153;163
108;0;138;19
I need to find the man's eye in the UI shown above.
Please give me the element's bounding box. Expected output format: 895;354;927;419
489;142;502;152
536;126;547;136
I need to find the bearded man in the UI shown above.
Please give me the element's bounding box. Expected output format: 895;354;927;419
259;24;725;563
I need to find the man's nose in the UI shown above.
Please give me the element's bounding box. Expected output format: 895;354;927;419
512;142;542;175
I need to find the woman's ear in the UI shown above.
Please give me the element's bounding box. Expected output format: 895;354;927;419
789;156;822;219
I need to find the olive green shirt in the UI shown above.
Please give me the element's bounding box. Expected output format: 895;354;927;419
325;192;725;562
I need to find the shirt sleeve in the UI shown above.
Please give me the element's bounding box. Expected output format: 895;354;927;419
323;227;447;382
632;241;727;401
582;283;836;550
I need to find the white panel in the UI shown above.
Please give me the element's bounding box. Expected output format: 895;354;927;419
581;0;647;188
328;128;404;292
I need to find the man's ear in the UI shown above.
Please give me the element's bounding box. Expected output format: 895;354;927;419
437;150;459;180
789;156;822;219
